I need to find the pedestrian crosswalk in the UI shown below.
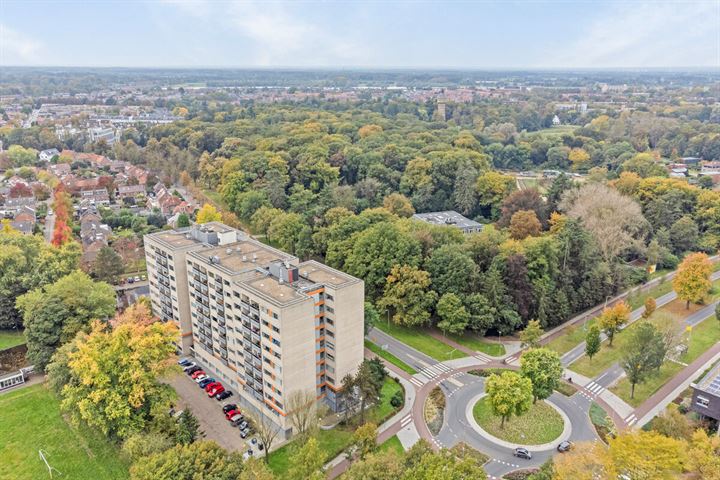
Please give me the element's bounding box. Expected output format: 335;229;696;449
474;352;493;363
584;380;606;396
400;414;413;428
409;362;453;387
503;353;520;364
624;412;638;426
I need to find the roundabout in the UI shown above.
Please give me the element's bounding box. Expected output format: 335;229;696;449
467;394;571;450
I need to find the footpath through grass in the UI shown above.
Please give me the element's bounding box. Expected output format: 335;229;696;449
472;397;564;445
374;322;467;361
365;340;417;375
0;330;25;350
268;377;404;474
0;384;129;480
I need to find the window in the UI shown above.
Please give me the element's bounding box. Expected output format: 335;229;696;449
696;396;710;408
272;312;278;319
326;294;334;301
326;306;335;314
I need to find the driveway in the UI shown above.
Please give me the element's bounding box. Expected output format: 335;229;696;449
166;372;252;453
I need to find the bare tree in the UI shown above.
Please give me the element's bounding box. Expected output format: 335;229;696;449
245;410;280;463
560;183;647;262
287;389;318;440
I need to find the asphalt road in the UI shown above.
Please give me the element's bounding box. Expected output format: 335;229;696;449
561;271;720;367
436;374;599;479
367;327;438;372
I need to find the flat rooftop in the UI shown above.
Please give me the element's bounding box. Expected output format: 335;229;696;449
242;271;307;306
412;210;483;230
299;260;358;288
189;240;294;276
149;229;200;248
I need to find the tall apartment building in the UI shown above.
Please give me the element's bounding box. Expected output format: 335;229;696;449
145;222;364;436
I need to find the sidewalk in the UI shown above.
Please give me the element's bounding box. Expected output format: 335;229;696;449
634;342;720;427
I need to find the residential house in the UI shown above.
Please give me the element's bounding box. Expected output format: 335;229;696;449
116;184;146;200
690;361;720;422
80;188;110;206
79;209;112;264
39;148;60;162
49;163;71;176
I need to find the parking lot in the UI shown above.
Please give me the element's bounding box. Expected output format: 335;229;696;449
167;367;264;458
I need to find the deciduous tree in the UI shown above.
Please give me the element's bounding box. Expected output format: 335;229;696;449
608;430;685;480
673;252;712;309
436;293;469;335
485;371;533;428
520;348;563;403
352;422;378;460
585;324;601;361
621;322;667;399
509;209;542;240
597;301;631;347
287;437;325;480
519;319;543;348
195;203;221;224
129;441;244;480
378;265;438;327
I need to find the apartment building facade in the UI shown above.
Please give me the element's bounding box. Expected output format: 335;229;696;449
145;222;364;436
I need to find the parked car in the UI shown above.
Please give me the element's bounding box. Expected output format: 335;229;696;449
208;386;225;397
186;366;202;375
205;382;222;392
238;421;248;430
257;442;264;451
225;409;240;420
127;277;135;284
177;358;192;366
513;448;532;460
182;362;197;372
222;404;237;414
250;438;257;445
216;390;233;401
240;428;252;438
557;441;573;452
134;276;141;282
231;417;245;427
198;377;216;388
190;370;206;379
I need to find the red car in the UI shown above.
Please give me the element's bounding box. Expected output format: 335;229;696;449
204;381;222;392
208;385;225;397
191;370;206;379
225;409;240;420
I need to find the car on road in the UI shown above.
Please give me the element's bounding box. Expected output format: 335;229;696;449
182;362;197;372
557;441;573;452
222;404;237;414
198;377;216;388
216;390;233;401
513;448;532;460
208;385;225;397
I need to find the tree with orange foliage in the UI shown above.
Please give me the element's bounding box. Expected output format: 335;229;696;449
51;185;74;247
673;252;713;309
598;300;631;346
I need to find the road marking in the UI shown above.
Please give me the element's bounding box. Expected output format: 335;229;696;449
584;381;605;396
410;377;424;387
400;414;412;427
625;413;637;426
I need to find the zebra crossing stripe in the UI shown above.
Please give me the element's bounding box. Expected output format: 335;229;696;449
410;377;424;387
625;413;638;426
400;415;412;427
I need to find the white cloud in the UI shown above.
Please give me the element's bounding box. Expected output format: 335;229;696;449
0;24;43;65
160;0;365;66
544;1;720;68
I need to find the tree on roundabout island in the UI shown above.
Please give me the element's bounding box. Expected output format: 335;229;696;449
485;371;533;428
520;348;564;404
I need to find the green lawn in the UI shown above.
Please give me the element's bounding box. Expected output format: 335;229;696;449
365;340;417;375
626;279;675;310
445;332;505;357
0;330;25;350
0;384;129;480
268;377;404;474
610;314;720;406
472;397;564;445
378;435;404;455
374;322;467;361
546;320;597;356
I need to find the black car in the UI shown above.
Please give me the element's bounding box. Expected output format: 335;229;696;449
238;421;248;430
216;390;233;401
513;448;532;460
557;441;573;452
222;404;237;414
240;428;252;438
231;416;246;427
186;366;202;375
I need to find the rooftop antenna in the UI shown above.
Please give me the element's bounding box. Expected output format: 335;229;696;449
39;450;62;479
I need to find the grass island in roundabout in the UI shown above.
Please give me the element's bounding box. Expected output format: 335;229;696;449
472;396;565;445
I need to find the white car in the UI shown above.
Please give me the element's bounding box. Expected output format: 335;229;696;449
194;374;208;383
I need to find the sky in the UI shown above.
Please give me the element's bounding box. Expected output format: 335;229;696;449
1;0;719;69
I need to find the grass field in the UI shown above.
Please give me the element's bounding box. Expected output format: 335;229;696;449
546;320;597;356
0;385;129;480
268;377;403;474
610;313;720;406
365;340;417;374
472;397;564;445
374;322;467;361
626;278;675;310
378;435;404;455
0;330;25;350
445;332;505;357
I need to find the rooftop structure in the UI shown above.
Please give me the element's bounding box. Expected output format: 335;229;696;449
690;360;720;421
412;210;484;234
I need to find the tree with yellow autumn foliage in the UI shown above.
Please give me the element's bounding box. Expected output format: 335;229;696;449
673;252;712;309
